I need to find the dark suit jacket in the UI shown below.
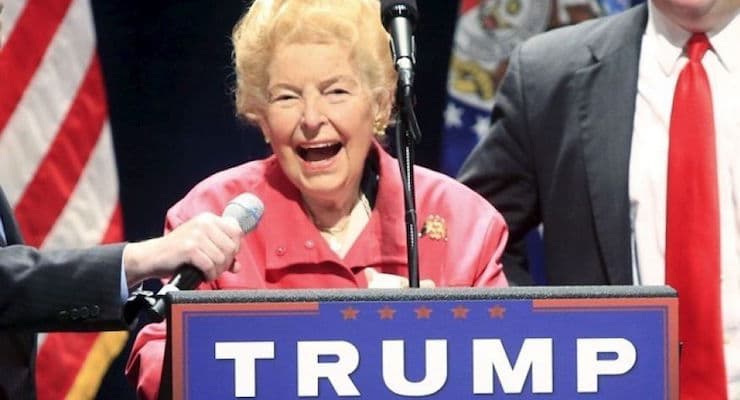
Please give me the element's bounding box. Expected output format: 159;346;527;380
459;5;647;286
0;187;127;399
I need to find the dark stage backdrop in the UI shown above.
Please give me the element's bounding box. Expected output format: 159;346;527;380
90;1;457;397
93;0;454;241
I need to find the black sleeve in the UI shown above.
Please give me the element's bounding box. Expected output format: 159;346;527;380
0;243;128;331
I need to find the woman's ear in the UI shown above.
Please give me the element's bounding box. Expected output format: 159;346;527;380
248;112;272;144
372;87;392;126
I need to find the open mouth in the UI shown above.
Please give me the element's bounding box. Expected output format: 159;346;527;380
297;142;343;162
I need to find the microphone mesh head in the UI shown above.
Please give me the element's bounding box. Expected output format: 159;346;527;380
223;193;264;233
380;0;419;28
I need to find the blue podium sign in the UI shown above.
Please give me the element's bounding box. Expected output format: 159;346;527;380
167;287;677;399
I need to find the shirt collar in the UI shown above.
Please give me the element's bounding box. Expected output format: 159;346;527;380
647;1;691;77
648;2;740;75
709;9;740;73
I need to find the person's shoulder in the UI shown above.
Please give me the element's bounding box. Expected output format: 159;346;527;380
168;158;276;220
413;165;499;216
374;145;497;216
188;158;274;197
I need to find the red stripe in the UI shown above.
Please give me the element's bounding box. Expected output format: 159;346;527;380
0;0;74;136
102;204;125;244
14;55;108;247
459;0;477;14
35;332;100;399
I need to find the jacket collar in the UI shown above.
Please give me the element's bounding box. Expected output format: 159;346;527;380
260;142;407;271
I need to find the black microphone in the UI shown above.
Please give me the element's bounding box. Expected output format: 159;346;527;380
381;0;418;92
146;193;264;322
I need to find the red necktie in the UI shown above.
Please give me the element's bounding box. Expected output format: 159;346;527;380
666;33;726;399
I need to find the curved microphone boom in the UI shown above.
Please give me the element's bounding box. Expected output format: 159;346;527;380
381;0;418;92
146;193;264;322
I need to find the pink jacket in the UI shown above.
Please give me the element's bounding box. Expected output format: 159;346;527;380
126;143;508;399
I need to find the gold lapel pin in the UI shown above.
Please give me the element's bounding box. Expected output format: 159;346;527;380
421;214;447;241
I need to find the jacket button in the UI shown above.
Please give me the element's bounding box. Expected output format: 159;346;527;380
80;306;90;319
275;246;286;256
70;308;79;320
58;311;69;321
304;240;315;249
90;305;100;318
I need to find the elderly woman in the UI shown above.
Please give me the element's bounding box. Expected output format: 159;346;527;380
126;0;508;397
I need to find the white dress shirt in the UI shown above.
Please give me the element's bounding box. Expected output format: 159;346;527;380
630;3;740;397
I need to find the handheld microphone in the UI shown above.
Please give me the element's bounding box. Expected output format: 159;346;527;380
381;0;418;91
147;193;264;322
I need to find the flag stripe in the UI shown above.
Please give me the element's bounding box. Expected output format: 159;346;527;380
43;122;119;249
102;204;125;244
0;0;26;37
0;0;73;135
0;0;97;206
14;55;108;247
459;0;477;13
35;332;99;398
68;331;129;400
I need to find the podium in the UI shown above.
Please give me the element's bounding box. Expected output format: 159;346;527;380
162;286;677;399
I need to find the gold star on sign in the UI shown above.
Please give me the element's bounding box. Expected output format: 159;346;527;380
451;305;470;319
378;305;396;320
488;305;506;319
341;306;359;320
414;305;432;319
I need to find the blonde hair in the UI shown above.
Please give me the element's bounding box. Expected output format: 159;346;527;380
232;0;397;125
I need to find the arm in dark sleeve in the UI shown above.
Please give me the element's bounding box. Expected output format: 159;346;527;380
0;243;128;331
458;45;541;285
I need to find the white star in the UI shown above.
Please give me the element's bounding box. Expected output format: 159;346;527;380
472;115;491;140
444;103;464;128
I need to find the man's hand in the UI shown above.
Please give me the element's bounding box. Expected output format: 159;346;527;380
122;213;244;287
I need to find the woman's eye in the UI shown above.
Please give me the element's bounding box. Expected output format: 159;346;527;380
325;88;350;103
327;88;349;95
270;93;298;102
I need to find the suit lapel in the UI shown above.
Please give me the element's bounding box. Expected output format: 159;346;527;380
574;5;647;284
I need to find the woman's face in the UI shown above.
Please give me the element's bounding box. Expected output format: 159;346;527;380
258;42;381;203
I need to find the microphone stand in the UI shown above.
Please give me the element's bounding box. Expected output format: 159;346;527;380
123;287;164;327
124;267;209;326
393;82;422;288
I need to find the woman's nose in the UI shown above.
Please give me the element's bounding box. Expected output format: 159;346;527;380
301;97;326;133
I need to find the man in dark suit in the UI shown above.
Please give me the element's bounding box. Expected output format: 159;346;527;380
459;0;738;397
0;186;244;398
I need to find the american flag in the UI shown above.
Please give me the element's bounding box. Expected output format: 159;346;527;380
0;0;127;398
